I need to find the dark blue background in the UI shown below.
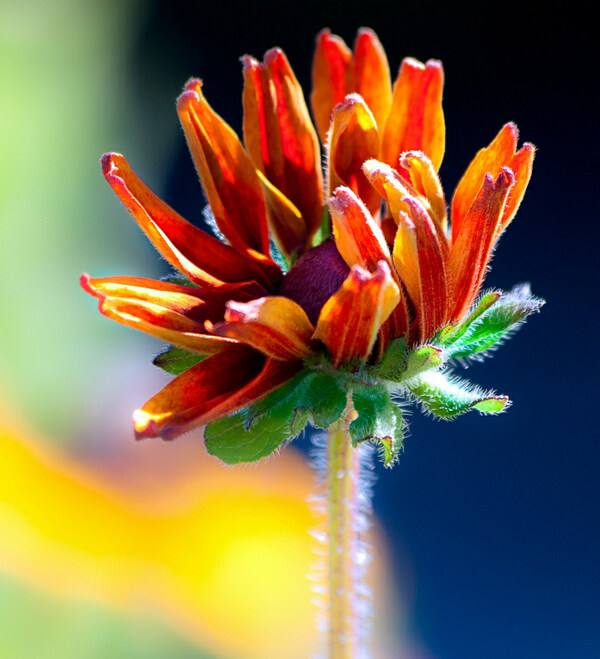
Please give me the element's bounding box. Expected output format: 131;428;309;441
129;2;599;656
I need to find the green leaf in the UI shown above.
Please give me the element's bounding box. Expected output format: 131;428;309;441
153;346;207;375
160;273;198;287
436;291;501;345
406;370;510;419
443;284;545;360
204;407;294;465
350;384;405;467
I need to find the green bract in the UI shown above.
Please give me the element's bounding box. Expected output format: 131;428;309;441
153;284;544;467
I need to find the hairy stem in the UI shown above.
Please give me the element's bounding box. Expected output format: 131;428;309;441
326;404;365;658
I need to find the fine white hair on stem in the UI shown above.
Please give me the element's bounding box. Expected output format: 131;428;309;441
308;431;376;658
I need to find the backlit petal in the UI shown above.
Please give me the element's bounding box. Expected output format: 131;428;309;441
243;50;324;242
313;261;399;367
351;28;392;133
328;94;381;216
451;123;534;241
208;296;315;361
311;29;352;142
177;79;271;257
401;197;448;340
448;168;515;321
400;150;448;237
81;274;237;355
381;58;445;173
100;153;279;291
329;186;390;270
133;346;301;440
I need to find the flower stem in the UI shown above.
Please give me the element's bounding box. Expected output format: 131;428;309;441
326;403;365;658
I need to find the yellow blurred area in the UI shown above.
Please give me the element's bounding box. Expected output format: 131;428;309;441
0;402;321;657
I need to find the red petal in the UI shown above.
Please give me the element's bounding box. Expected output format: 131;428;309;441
133;345;301;440
327;94;381;216
100;153;279;291
448;168;515;321
329;186;391;270
208;296;315;361
243;50;324;242
177;80;271;258
81;274;237;355
313;261;399;367
351;28;392;133
311;29;352;143
381;58;445;173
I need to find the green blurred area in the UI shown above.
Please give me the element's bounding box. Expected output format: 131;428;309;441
0;1;220;656
0;0;177;441
0;573;215;659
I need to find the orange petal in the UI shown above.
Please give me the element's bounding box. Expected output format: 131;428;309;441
451;123;534;242
81;274;237;355
351;28;392;133
400;150;448;237
177;79;271;258
401;197;448;340
313;261;399;367
392;210;421;310
208;296;315;361
327;94;381;216
381;58;445;173
243;50;324;242
329;186;390;270
133;345;301;440
101;153;279;291
311;29;352;143
362;158;415;219
448;168;515;321
256;170;307;259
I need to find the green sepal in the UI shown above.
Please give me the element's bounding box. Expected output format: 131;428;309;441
372;338;407;380
204;407;294;465
406;370;510;419
438;285;545;360
310;208;331;247
402;345;444;380
153;346;207;375
371;339;443;384
349;384;404;467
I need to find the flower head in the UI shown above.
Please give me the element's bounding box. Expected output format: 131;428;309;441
82;28;543;466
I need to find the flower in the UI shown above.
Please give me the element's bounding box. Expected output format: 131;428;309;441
82;28;543;466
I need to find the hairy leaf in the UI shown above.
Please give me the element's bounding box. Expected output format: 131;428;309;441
350;384;404;467
406;370;509;419
153;346;207;375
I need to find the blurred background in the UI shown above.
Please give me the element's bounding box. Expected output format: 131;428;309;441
0;0;598;657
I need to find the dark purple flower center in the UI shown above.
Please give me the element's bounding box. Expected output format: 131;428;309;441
278;239;350;325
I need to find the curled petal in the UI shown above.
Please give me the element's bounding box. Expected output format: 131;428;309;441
400;150;448;237
362;158;415;219
81;274;236;355
311;29;352;142
352;28;392;133
243;50;324;241
313;261;400;367
257;170;307;259
133;345;301;440
328;94;381;216
329;186;391;270
448;168;515;321
451;123;535;241
101;153;279;291
381;58;445;173
178;79;271;257
208;296;315;361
